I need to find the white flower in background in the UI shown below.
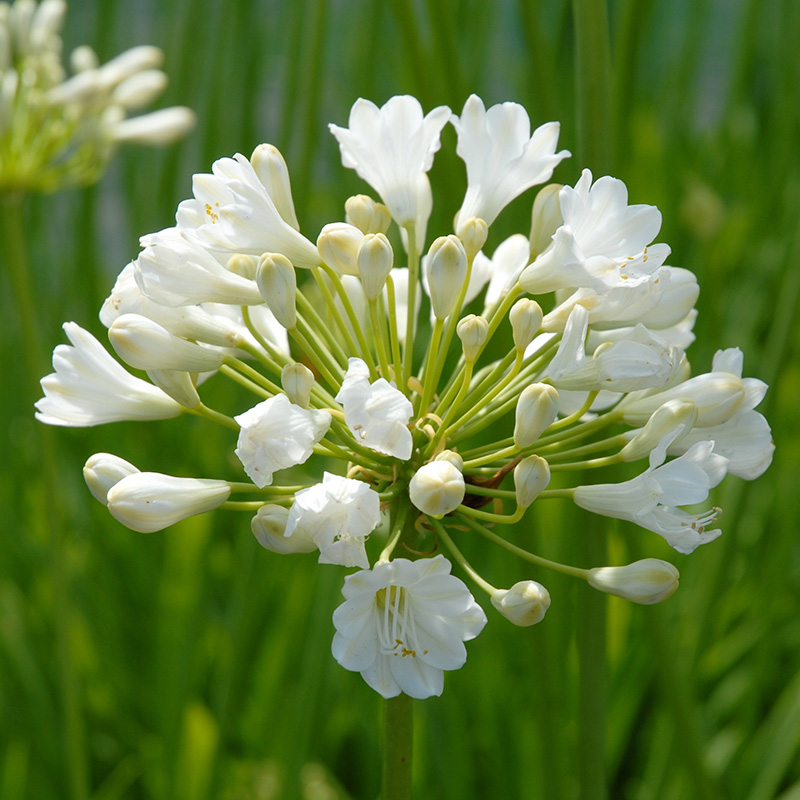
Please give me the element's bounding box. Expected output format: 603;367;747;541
234;395;331;487
36;322;182;426
39;93;774;698
285;473;382;569
452;95;569;233
332;556;487;698
335;358;413;460
329;95;450;237
0;0;194;192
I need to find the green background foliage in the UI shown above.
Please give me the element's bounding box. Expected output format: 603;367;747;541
1;0;799;798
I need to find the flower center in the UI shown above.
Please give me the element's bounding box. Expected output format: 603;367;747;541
375;586;428;659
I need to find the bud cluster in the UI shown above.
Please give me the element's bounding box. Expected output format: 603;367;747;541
38;93;773;699
0;0;195;192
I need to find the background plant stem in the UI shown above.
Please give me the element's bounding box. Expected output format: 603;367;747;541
383;693;413;800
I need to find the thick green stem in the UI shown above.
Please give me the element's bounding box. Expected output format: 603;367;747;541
382;693;413;800
1;193;89;800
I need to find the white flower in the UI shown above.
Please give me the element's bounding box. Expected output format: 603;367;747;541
106;472;231;533
83;453;140;504
136;228;264;307
234;394;331;488
546;305;681;392
664;349;774;478
452;95;569;232
251;504;317;554
335;358;413;460
331;555;487;698
36;322;182;426
574;432;729;553
491;581;551;626
176;149;320;268
329;96;450;230
519;170;667;294
285;473;381;569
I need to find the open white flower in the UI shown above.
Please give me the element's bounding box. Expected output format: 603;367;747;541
574;432;729;553
546;305;681;392
36;322;182;426
335;358;413;460
332;555;487;698
452;95;569;233
329;96;450;231
285;473;381;569
234;394;331;488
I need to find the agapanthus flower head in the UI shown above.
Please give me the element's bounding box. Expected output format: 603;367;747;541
39;94;773;698
0;0;194;192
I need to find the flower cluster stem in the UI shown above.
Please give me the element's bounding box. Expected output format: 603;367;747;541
382;694;414;800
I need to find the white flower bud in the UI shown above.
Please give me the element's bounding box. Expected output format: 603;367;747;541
491;581;551;626
250;144;300;230
146;369;201;409
514;455;551;508
107;106;196;145
111;69;168;110
357;233;394;300
409;456;465;518
109;313;225;372
514;383;560;448
70;44;98;73
107;473;231;533
435;449;464;470
509;298;543;352
529;183;563;258
317;222;364;276
456;216;488;261
256;253;297;329
587;559;680;604
620;399;698;462
83;453;140;505
225;253;257;280
251;504;316;554
282;363;315;408
345;194;391;235
96;45;164;88
457;315;489;362
427;235;468;320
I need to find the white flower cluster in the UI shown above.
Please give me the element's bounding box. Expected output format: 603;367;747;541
38;94;773;699
0;0;195;192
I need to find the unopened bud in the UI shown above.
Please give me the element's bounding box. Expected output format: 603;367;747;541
457;217;488;261
83;453;140;505
514;455;550;508
357;233;394;300
317;222;364;276
146;369;201;409
514;383;560;448
109;313;225;372
457;315;489;362
251;144;300;230
620;400;698;462
427;235;468;320
226;253;257;280
256;253;297;329
107;106;196;146
345;194;391;235
251;504;316;554
282;363;315;408
409;454;465;518
587;559;680;604
529;184;563;259
107;473;231;533
70;45;99;73
509;298;543;352
491;581;551;626
111;69;168;110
